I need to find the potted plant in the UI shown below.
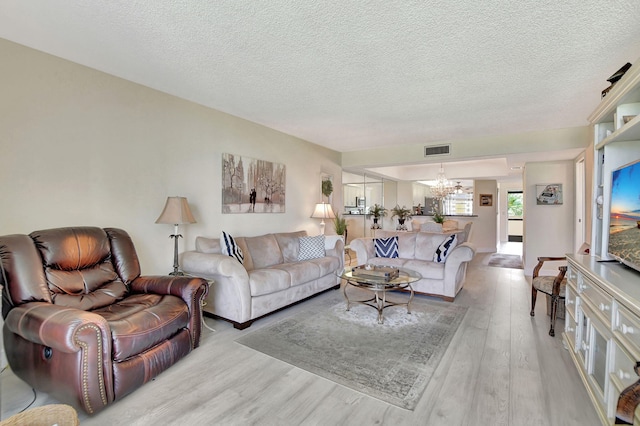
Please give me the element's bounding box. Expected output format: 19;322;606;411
333;214;348;242
368;204;387;229
391;205;412;230
433;208;445;224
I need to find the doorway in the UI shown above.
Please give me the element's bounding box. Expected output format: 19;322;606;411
507;191;524;242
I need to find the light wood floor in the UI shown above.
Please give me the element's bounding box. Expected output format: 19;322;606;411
0;253;599;425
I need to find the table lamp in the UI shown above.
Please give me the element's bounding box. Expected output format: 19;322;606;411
311;202;335;235
155;196;196;275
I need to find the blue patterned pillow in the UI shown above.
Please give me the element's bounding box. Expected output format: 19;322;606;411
374;236;399;258
433;234;457;263
221;231;244;264
298;235;325;260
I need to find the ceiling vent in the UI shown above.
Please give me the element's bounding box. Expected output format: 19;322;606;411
424;144;451;157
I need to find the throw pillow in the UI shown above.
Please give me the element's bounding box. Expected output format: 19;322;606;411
221;231;244;264
433;234;457;263
298;235;325;260
374;236;399;258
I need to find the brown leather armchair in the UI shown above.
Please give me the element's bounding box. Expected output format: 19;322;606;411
0;227;209;414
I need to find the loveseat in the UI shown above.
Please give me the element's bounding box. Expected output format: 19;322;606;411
350;230;475;301
181;231;344;329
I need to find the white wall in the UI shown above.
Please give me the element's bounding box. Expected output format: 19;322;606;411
0;39;342;274
523;161;574;275
473;180;498;252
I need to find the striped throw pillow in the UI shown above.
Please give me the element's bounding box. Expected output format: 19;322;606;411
298;235;325;260
221;231;244;264
433;234;457;263
374;236;399;258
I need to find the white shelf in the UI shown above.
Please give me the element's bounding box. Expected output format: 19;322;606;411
595;113;640;149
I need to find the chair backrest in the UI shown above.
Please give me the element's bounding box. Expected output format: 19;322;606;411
1;227;140;316
461;222;473;243
420;221;443;233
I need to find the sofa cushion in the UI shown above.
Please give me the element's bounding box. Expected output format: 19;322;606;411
275;231;307;263
248;268;290;296
298;235;325;260
195;236;221;254
414;232;443;261
367;257;406;268
433;234;458;263
271;261;321;286
375;231;416;258
404;259;445;280
375;236;399;258
245;234;283;269
306;255;341;277
221;231;244;264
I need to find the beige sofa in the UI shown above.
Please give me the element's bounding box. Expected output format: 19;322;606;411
181;231;344;329
350;230;475;301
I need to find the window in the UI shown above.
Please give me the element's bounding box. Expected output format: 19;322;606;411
508;192;524;219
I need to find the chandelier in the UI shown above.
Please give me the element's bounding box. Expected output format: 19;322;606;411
430;164;454;199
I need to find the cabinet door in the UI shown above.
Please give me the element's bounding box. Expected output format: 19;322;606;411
582;302;613;412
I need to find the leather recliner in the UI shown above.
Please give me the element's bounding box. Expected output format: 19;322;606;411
0;227;209;414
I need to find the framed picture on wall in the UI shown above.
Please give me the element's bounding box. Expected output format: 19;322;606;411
222;153;286;213
536;184;563;205
479;194;493;207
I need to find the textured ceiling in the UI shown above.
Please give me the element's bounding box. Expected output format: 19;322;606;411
2;1;640;156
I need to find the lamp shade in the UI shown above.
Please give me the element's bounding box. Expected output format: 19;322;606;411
311;203;336;219
155;197;197;225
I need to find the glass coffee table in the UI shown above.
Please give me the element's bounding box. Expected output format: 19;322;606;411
338;266;422;324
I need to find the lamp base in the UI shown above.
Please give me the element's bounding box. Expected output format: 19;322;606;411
169;231;183;277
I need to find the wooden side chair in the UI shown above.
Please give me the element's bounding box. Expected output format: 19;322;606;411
530;256;567;336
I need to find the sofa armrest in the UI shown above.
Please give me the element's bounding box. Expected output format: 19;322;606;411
130;275;209;348
443;242;475;278
350;238;375;265
325;238;345;271
181;251;252;324
445;242;475;267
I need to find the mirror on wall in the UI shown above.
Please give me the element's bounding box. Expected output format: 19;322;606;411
342;172;384;215
341;172;395;242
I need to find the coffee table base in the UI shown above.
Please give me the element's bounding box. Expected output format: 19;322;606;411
343;282;414;324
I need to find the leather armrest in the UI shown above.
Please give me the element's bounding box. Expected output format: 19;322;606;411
4;302;110;353
130;275;209;348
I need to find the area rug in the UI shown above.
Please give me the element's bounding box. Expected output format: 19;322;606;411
236;293;467;410
486;253;523;269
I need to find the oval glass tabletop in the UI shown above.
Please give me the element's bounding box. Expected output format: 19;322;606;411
338;266;422;287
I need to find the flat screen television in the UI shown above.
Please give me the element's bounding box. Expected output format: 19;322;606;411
608;159;640;273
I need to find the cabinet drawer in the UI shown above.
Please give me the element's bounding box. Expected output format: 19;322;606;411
567;263;578;284
615;304;640;355
612;340;640;389
579;275;613;326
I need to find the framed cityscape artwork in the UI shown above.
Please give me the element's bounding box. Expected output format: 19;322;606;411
222;153;286;213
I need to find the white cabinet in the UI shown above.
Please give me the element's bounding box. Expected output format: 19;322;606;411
565;254;640;424
588;60;640;259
